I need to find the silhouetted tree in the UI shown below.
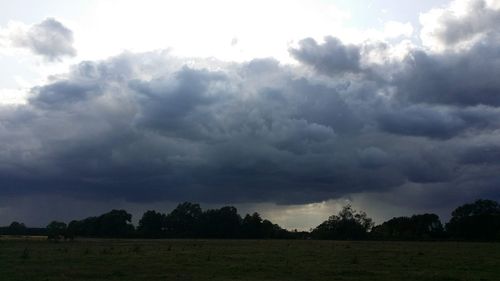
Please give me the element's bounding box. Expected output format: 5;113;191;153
138;210;167;238
241;212;264;238
446;199;500;240
7;199;500;241
98;209;135;237
65;220;80;240
8;221;27;235
46;221;67;240
371;214;443;240
74;217;100;237
201;206;242;238
261;219;289;239
165;202;203;238
64;210;134;238
412;213;444;237
311;205;373;240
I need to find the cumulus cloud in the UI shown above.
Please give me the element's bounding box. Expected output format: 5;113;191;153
420;0;500;50
289;37;362;76
10;18;76;61
394;44;500;106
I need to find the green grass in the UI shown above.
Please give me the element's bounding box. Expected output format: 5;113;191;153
1;238;500;281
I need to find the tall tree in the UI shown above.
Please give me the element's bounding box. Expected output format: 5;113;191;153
372;214;443;240
46;221;67;240
311;205;373;240
138;210;167;238
165;202;203;238
8;221;27;235
241;212;264;239
446;199;500;240
98;209;135;237
201;206;242;238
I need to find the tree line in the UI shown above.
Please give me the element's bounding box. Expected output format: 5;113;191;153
2;199;500;241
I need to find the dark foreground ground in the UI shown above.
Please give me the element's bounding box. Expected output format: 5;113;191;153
1;237;499;281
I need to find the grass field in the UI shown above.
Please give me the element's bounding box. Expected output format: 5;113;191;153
1;237;499;281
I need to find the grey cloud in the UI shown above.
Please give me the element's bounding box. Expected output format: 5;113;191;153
460;145;500;165
0;52;409;205
294;36;500;108
375;105;500;139
30;81;100;109
357;147;390;169
422;0;500;48
377;105;467;139
398;149;455;184
130;67;227;137
394;45;500;106
12;18;76;61
289;37;361;76
2;15;500;224
288;23;500;109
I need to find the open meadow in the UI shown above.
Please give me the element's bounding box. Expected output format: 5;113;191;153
1;238;499;281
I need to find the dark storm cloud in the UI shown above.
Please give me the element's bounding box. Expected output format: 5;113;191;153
289;38;500;108
289;37;362;75
394;44;500;106
0;42;498;207
0;52;406;205
130;67;227;137
398;149;455;184
357;147;390;169
12;18;76;61
2;1;500;220
377;105;467;139
30;81;100;108
376;104;500;139
460;144;500;165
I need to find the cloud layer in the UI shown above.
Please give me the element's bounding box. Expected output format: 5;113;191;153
1;0;500;225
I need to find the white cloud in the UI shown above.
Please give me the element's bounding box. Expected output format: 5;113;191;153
0;21;28;56
0;18;76;60
10;18;76;61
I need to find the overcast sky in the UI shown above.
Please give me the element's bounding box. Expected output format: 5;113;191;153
1;0;500;230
